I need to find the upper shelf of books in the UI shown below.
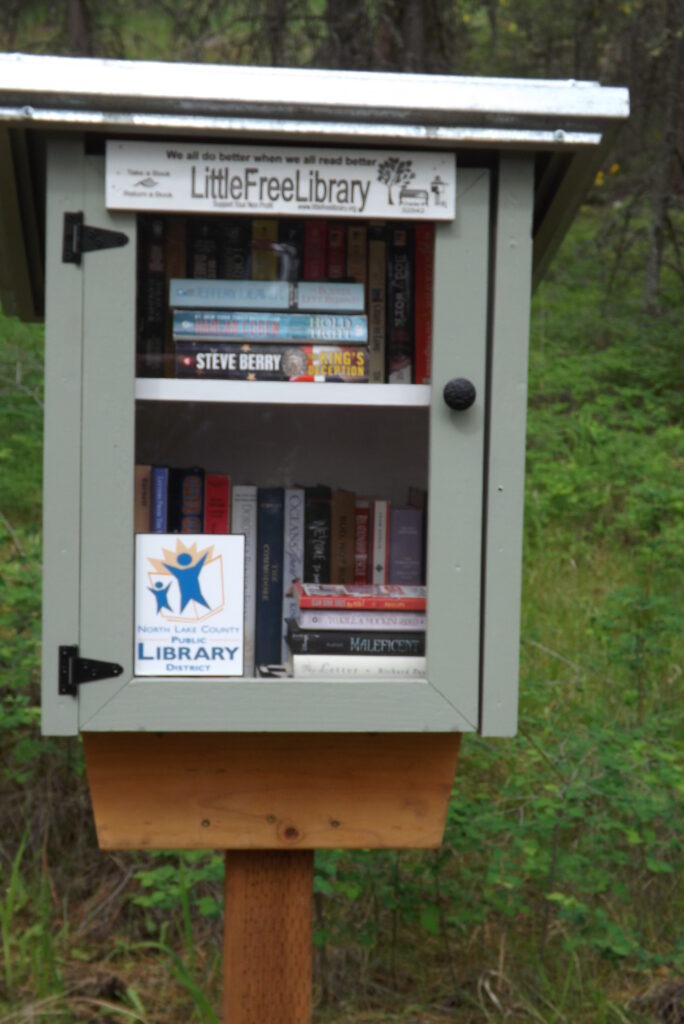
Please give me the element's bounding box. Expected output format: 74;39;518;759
135;378;431;407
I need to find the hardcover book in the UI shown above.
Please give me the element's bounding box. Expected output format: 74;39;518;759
285;619;425;656
134;464;153;533
388;505;424;585
173;311;368;343
231;484;258;675
330;489;356;584
187;219;219;279
303;221;327;280
204;473;230;533
151;466;169;533
137;215;166;376
164;217;187;378
371;498;390;584
169;278;364;312
175;342;370;382
218;219;251;279
346;225;367;286
304;485;331;585
367;226;387;383
167;466;205;534
293;581;426;611
295;608;427;631
290;653;426;679
281;487;305;661
386;225;414;383
353;499;371;583
326;223;345;280
414;222;435;385
255;487;285;666
251;219;279;279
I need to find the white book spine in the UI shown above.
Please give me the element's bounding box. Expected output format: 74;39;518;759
282;487;305;661
231;485;258;676
296;609;427;630
371;499;390;584
292;654;426;679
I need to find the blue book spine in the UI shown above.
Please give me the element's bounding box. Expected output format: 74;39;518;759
151;466;169;533
255;488;285;667
173;311;368;343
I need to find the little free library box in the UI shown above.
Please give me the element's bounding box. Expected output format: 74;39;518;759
0;55;628;853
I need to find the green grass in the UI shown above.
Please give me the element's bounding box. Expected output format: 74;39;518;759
0;199;682;1022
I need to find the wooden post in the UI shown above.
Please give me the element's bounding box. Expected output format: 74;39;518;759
223;850;313;1024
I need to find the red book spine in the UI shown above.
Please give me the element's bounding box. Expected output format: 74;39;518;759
326;223;346;280
293;581;425;611
204;474;230;533
354;500;371;583
414;223;435;385
303;222;327;280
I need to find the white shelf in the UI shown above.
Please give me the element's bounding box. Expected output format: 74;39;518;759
135;378;431;407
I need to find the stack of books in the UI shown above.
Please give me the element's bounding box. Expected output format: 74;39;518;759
169;278;370;382
283;583;427;679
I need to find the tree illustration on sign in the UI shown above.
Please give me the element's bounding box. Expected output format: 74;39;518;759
377;157;415;205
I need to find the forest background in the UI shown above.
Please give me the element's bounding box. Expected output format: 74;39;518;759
0;2;682;1022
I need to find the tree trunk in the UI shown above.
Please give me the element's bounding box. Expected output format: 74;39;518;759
402;0;425;72
644;0;684;313
66;0;92;56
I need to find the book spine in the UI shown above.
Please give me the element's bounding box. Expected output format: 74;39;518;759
231;485;258;676
368;228;387;384
218;219;251;279
164;218;187;379
136;215;166;377
169;279;364;311
388;506;424;585
293;581;425;611
278;220;304;282
326;223;346;280
330;489;356;584
303;221;327;279
204;473;230;533
175;342;369;382
281;487;305;662
371;499;390;584
134;464;152;533
346;225;367;286
286;623;425;656
414;223;435;385
255;487;285;667
173;311;368;343
386;225;414;383
296;609;427;630
291;654;426;679
167;467;204;533
151;466;169;533
353;499;371;583
304;486;331;584
187;219;219;279
252;219;279;279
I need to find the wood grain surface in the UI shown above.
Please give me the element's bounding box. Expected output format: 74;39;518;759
223;850;313;1024
83;732;461;850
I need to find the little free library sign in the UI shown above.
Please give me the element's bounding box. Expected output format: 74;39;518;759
106;141;456;220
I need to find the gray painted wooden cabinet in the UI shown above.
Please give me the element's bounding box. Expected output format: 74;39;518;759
41;138;534;738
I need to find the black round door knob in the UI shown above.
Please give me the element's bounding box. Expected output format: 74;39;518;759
443;377;476;410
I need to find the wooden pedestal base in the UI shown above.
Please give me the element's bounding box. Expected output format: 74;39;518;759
83;732;461;1022
224;851;313;1024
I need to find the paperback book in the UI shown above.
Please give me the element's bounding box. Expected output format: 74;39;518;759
175;342;369;382
169;278;364;312
293;582;426;611
173;310;368;343
285;619;424;656
290;654;426;679
295;608;427;631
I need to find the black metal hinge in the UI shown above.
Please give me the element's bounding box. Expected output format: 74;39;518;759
59;645;124;697
62;212;129;265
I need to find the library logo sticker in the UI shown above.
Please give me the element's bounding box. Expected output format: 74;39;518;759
106;141;456;220
135;534;244;676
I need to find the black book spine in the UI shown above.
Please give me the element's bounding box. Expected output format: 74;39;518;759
285;620;425;656
386;224;415;383
255;487;285;666
304;485;331;584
